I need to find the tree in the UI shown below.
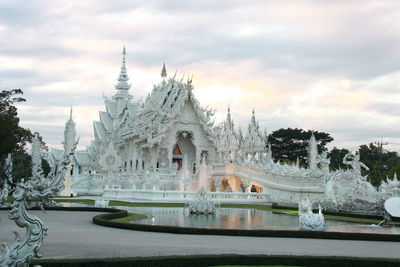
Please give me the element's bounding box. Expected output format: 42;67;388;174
358;143;398;187
268;128;333;166
328;147;350;171
0;89;32;158
0;89;51;185
10;151;50;182
389;159;400;179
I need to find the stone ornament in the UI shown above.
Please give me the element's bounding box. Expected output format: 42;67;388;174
0;133;77;267
98;142;122;172
298;199;325;231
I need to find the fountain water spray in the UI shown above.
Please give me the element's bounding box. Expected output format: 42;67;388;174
187;156;217;214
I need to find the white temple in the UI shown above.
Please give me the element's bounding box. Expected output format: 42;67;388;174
48;48;400;214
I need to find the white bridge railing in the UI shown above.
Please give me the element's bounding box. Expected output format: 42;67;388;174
103;189;269;203
211;163;325;193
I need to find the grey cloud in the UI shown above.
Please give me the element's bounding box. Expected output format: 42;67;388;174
0;0;45;26
366;102;400;117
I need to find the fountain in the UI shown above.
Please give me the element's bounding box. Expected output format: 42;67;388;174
187;157;217;214
187;189;217;215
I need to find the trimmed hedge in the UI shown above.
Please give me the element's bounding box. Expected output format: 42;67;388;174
31;254;400;267
93;211;400;242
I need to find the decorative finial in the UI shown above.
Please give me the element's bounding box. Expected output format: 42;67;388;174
115;46;131;91
69;106;73;119
161;62;167;78
252;108;255;115
228;105;230;114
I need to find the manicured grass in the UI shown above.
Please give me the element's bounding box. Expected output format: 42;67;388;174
53;198;95;205
111;213;149;223
109;201;185;207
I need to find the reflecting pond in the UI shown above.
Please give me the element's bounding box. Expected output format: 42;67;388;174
122;206;400;234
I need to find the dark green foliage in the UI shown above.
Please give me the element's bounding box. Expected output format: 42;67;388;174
328;147;350;171
42;157;51;176
389;159;400;180
0;89;32;157
359;143;399;187
329;144;400;187
268;128;333;167
0;89;50;184
11;151;32;182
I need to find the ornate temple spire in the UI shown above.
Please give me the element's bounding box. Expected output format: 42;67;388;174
161;62;167;79
227;106;232;124
115;46;131;91
250;108;256;125
243;109;264;153
308;132;318;170
63;107;77;157
217;106;239;162
31;132;42;176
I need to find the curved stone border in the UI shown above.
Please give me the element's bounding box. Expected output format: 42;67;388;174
93;210;400;242
32;254;400;267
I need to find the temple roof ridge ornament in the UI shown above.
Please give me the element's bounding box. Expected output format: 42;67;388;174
161;62;167;79
243;109;265;153
115;46;131;92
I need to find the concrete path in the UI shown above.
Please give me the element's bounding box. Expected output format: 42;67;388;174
0;210;399;259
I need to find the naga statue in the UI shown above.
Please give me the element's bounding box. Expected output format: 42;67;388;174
0;132;77;267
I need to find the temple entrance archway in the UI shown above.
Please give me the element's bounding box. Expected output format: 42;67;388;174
173;131;196;173
172;145;183;169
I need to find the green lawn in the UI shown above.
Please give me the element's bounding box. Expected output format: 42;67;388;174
111;213;149;223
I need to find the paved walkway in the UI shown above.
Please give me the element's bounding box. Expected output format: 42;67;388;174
0;210;399;259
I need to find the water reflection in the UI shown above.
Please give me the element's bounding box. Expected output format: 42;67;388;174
123;207;400;234
59;203;400;234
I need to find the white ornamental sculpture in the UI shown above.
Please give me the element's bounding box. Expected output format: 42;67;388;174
343;150;369;177
307;133;318;171
98;142;123;189
31;132;42;177
98;142;123;172
298;199;326;231
379;173;400;198
59;107;77;197
95;197;110;208
0;133;77;266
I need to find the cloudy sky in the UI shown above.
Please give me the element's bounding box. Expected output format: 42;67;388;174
1;0;400;152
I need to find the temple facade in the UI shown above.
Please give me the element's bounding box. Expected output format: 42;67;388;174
73;48;231;179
